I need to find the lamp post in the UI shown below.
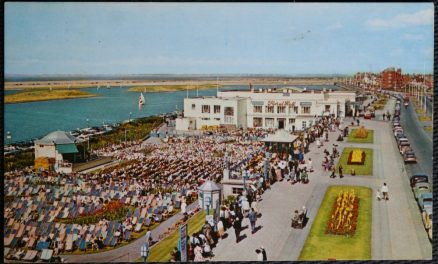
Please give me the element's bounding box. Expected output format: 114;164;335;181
243;169;249;192
124;129;130;143
6;131;12;145
86;118;90;128
129;112;132;123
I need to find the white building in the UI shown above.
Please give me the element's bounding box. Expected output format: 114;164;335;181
176;88;356;132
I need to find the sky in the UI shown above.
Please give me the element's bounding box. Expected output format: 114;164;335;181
4;2;434;76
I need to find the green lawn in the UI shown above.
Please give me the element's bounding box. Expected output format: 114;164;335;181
337;148;373;176
299;185;372;260
140;211;207;262
347;129;374;143
5;89;97;104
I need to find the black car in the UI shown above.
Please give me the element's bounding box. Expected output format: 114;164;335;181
410;173;429;188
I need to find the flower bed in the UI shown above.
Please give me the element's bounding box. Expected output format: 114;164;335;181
347;149;365;165
325;190;360;236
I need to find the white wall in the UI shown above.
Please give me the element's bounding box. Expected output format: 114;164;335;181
35;145;56;159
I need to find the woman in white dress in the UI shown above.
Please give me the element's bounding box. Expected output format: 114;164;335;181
194;244;204;262
217;219;225;239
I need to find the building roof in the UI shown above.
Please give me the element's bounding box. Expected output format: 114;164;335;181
199;181;221;192
262;129;298;143
34;131;80;145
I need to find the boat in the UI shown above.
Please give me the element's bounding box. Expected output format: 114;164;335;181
139;92;145;109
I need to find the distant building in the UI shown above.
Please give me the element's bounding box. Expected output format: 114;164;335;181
381;67;403;90
176;88;356;132
34;131;82;173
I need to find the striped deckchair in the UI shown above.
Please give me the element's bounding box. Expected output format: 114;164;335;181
134;223;142;232
110;236;117;247
144;218;151;227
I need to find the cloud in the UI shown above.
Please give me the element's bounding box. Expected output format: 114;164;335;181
326;22;343;31
366;8;433;29
402;33;425;41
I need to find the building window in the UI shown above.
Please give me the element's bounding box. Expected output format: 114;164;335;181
202;118;210;120
265;118;275;128
232;187;243;194
202;105;210;113
266;106;274;113
277;106;286;113
214;118;221;121
192;104;196;110
294;106;298;114
302;106;311;114
289;118;295;124
325;105;330;111
214;105;221;113
253;106;263;113
302;121;307;129
224;107;234;116
253;117;263;127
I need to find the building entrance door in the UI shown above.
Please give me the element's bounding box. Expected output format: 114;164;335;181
278;119;285;129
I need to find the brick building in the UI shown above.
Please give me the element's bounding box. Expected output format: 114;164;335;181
381;67;403;90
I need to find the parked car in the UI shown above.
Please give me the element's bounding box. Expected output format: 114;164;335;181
422;207;433;241
393;125;402;131
413;182;431;199
394;128;404;137
395;134;409;145
398;141;411;154
403;151;417;163
410;173;429;187
417;192;433;211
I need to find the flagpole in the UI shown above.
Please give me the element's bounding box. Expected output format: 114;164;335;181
216;76;219;96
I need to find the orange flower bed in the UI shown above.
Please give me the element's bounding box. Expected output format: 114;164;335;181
348;149;365;165
325;190;360;236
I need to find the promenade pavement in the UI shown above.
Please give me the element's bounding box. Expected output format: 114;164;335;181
61;202;198;262
211;102;431;261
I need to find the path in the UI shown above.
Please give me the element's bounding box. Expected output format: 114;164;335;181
61;202;198;262
211;107;431;260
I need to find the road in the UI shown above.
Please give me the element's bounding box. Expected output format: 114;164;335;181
399;99;433;182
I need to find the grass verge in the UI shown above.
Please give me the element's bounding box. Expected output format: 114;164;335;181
128;84;222;93
299;185;372;260
347;129;374;144
424;126;433;133
5;89;97;104
139;211;207;262
337;148;373;176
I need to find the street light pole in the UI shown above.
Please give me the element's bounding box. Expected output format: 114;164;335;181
6;131;12;145
129;112;132;123
86;118;90;128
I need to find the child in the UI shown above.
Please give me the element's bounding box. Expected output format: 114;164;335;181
376;189;381;201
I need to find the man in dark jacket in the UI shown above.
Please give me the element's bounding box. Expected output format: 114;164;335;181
233;218;241;243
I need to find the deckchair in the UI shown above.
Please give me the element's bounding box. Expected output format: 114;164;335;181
65;234;73;251
134;223;142;232
40;249;53;261
22;250;38;261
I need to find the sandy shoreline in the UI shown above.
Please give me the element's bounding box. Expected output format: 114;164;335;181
4;77;336;90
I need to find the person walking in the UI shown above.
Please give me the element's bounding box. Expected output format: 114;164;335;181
248;208;257;234
339;164;343;178
233;218;241;243
308;158;313;172
330;166;336;178
381;183;389;200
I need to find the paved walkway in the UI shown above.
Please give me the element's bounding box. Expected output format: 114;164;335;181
61;202;198;262
211;108;431;261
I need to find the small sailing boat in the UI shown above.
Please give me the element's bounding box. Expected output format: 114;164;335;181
139;92;145;110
